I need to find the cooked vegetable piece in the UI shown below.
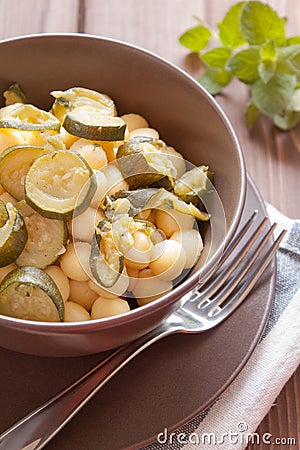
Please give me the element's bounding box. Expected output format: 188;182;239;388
51;87;116;122
0;201;28;267
174;165;214;205
0;145;47;200
0;266;64;321
15;200;35;217
16;213;68;268
104;188;158;218
105;187;210;221
0;201;8;227
89;220;124;288
116;138;176;189
0;104;60;132
3;83;28;106
63;106;126;141
24;150;97;220
148;188;210;221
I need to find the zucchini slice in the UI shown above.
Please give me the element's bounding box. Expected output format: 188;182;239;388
0;145;48;200
104;188;159;219
3;83;28;106
63;106;126;141
0;104;61;132
51;87;116;122
105;187;210;221
148;188;210;221
15;200;36;218
0;266;64;322
116;138;176;189
24;150;97;220
174;165;214;206
89;220;124;288
16;213;68;269
0;201;28;267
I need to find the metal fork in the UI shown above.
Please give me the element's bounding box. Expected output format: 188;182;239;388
0;212;286;450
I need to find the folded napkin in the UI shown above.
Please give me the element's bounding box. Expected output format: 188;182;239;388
144;204;300;450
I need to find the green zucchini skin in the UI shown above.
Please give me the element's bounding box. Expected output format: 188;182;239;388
116;137;175;189
0;265;64;322
89;222;124;288
0;201;28;267
63;108;126;141
0;145;48;200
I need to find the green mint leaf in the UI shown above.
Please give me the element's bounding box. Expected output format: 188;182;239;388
201;47;232;68
199;66;232;95
217;2;246;48
273;110;300;130
287;88;300;111
179;25;212;52
240;1;286;45
245;101;260;129
277;45;300;75
227;47;260;82
287;36;300;45
258;59;276;83
260;40;276;61
251;72;297;117
273;89;300;129
258;41;277;82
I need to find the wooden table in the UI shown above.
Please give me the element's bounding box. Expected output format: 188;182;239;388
0;1;299;448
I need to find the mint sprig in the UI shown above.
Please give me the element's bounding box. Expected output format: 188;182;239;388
179;1;300;130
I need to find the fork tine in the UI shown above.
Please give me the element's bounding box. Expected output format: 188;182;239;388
202;222;278;312
199;215;268;301
209;230;286;322
217;210;258;265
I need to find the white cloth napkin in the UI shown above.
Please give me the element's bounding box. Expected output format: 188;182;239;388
144;204;300;449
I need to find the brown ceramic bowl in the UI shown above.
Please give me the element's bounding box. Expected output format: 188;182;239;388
0;34;246;356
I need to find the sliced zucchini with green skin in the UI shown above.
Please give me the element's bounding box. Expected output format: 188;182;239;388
0;201;28;267
51;87;116;122
174;165;214;206
15;200;36;218
0;145;48;200
0;104;61;132
105;187;210;221
90;220;124;288
149;189;210;221
63;106;126;141
0;266;64;322
127;136;167;151
16;213;68;269
104;188;159;218
25;150;97;220
3;83;28;106
117;139;176;189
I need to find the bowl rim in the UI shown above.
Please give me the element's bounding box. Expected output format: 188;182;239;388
0;32;247;330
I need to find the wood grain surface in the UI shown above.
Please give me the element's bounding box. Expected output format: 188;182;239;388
0;0;299;449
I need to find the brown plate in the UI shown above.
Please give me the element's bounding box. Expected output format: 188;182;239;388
0;177;275;450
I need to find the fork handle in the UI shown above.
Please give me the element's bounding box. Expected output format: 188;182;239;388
0;324;173;450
